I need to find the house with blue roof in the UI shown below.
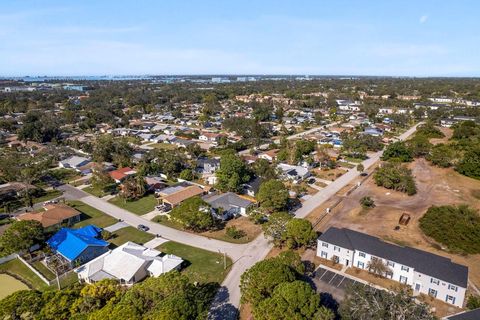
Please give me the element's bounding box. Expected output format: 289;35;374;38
47;225;109;266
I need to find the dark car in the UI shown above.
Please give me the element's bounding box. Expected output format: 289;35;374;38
307;178;316;184
360;172;368;177
137;224;150;232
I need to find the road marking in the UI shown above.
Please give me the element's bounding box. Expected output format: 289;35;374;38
328;273;337;284
318;269;328;280
337;276;345;287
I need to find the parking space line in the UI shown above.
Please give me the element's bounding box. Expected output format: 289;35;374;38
328;273;337;284
337;276;345;287
318;269;328;280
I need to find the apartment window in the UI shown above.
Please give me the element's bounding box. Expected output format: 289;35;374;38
448;284;458;292
428;288;438;298
357;261;365;269
386;261;395;268
333;246;341;252
401;265;409;272
430;278;440;285
322;242;329;248
321;251;328;259
399;275;408;284
358;252;366;258
446;295;456;305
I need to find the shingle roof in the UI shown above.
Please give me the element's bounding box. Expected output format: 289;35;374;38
319;227;468;288
446;309;480;320
17;204;81;228
47;225;108;261
203;192;253;210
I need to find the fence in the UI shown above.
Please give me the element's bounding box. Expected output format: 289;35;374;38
17;255;50;285
0;253;17;265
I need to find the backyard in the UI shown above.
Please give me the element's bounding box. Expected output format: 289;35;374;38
156;241;232;284
0;259;48;290
68;200;118;228
0;274;29;299
108;194;157;215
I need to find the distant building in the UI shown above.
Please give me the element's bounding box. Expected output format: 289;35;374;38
203;192;254;219
109;167;137;183
17;204;82;229
59;156;91;171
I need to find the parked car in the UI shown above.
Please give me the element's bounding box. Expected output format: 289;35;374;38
307;178;316;184
44;200;59;205
137;224;150;232
360;172;368;177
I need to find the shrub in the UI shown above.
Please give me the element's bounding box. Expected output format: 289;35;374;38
226;226;246;239
360;196;375;209
419;205;480;254
374;163;416;195
381;141;413;162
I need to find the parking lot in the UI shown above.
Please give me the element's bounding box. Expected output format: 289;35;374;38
313;267;373;301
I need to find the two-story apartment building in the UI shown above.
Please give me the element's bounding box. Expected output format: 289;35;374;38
317;227;468;307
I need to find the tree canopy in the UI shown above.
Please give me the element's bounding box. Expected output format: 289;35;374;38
215;152;251;192
374;162;416;195
257;180;289;212
0;220;44;256
169;196;216;232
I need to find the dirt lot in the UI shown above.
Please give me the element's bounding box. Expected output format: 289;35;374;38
318;158;480;293
202;216;262;243
430;127;453;145
314;167;348;182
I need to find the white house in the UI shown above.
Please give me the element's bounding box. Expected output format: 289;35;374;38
75;242;183;285
59;156;91;171
277;163;310;183
317;227;468;307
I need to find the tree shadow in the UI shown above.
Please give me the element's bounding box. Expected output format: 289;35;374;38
208;286;239;320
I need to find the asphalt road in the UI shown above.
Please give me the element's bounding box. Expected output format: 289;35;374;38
56;122;421;318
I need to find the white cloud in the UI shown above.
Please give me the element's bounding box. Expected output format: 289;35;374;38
419;15;429;24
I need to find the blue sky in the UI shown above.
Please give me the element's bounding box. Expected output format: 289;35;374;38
1;0;479;76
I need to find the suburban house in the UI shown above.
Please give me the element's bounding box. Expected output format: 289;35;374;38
203;192;254;219
242;177;263;197
75;242;183;285
17;203;82;229
277;163;310;183
258;149;279;162
198;132;222;145
158;185;205;209
0;182;34;202
144;176;167;192
109;167;137;183
196;157;220;174
59;156;91;171
317;227;468;307
46;225;109;266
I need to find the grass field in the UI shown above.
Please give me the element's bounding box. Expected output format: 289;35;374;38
68;200;117;228
109;226;154;247
0;259;48;290
32;261;56;281
0;274;29;299
108;194;157;215
156;241;232;284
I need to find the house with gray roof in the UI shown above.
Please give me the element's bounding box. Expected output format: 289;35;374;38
317;227;468;307
203;192;254;219
59;156;91;171
445;308;480;320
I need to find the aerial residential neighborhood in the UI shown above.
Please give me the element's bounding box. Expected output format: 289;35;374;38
1;1;480;320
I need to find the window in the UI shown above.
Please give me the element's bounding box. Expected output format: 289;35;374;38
430;278;440;285
399;275;408;284
322;242;329;248
428;288;437;298
321;251;328;259
358;252;366;258
446;295;456;304
448;284;458;292
357;261;365;269
387;261;395;268
334;246;341;252
401;265;409;272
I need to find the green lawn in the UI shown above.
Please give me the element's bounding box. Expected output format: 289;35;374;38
0;274;29;299
0;259;49;290
108;194;157;215
109;226;154;247
337;161;355;169
83;185;110;198
156;241;232;284
68;200;118;229
344;157;364;163
33;189;63;204
31;261;56;281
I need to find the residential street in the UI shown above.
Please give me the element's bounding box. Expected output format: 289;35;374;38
56;123;421;318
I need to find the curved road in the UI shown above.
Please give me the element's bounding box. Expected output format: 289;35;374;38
59;122;421;319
